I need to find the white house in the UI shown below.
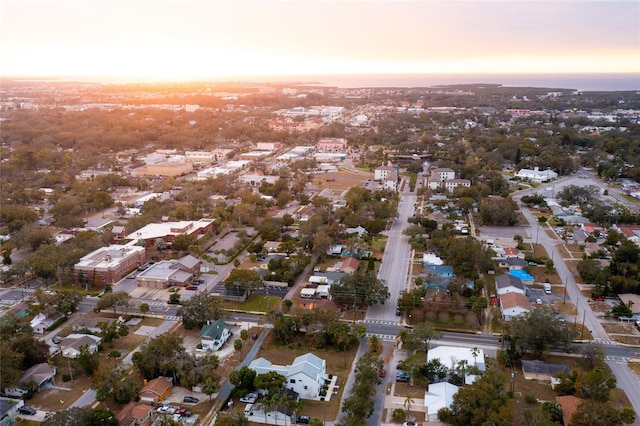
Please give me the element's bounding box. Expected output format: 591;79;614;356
495;274;526;296
514;167;558;183
500;292;533;321
61;334;102;358
427;168;455;189
427;346;486;375
249;352;328;400
424;382;459;422
4;363;57;398
200;319;231;351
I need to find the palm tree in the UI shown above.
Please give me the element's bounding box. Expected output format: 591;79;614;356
404;393;415;413
367;335;382;354
471;347;480;366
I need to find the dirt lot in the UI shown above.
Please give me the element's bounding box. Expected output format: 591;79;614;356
312;169;369;191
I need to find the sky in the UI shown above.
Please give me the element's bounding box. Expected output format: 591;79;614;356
1;0;639;82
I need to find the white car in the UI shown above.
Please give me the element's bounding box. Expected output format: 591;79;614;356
536;299;543;304
240;392;258;404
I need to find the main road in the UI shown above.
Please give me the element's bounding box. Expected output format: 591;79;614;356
513;174;640;420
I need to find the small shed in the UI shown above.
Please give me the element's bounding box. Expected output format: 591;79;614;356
300;288;316;299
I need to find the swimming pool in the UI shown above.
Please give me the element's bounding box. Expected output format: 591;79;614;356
509;269;534;281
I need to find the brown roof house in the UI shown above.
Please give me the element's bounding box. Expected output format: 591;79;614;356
556;395;582;426
139;377;173;404
4;363;56;398
500;292;532;321
339;257;360;274
116;402;154;426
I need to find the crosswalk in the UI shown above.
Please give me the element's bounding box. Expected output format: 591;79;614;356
593;339;618;346
164;315;180;321
362;319;401;326
365;332;397;342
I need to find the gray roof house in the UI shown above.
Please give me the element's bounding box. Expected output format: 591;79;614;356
4;363;57;398
249;352;328;400
495;274;527;296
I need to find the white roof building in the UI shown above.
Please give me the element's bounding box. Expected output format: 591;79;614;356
514;167;558;183
424;382;459;422
427;345;486;375
249;353;328;400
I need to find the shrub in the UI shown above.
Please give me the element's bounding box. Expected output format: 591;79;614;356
62;374;72;382
108;350;121;358
196;343;203;349
525;395;538;404
234;339;242;351
391;408;406;422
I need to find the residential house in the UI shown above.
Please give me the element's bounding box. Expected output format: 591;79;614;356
344;226;367;237
74;316;117;334
139;377;172;404
424;382;459;422
427;346;486;377
339;257;360;274
30;311;63;335
495;274;527;296
500;292;533;320
521;360;570;382
111;225;128;244
498;257;528;270
263;241;282;253
200;320;231;351
116;402;154;426
249;352;328;400
556;395;582;426
4;363;56;398
374;165;399;191
61;334;102;359
617;294;640;315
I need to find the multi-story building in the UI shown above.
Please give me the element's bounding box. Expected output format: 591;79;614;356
316;138;347;152
74;245;146;285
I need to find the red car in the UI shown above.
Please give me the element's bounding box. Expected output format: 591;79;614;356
592;296;606;301
378;369;386;378
186;286;198;290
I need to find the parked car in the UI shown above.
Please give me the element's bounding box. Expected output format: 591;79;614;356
402;422;418;426
183;396;199;404
127;274;136;279
186;286;198;290
18;406;36;415
378;369;386;378
52;336;61;344
297;416;310;424
240;392;258;404
395;308;402;316
194;279;204;284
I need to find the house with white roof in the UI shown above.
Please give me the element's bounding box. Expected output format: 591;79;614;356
427;346;486;377
125;219;216;249
514;167;558;183
249;352;328;400
424;382;459;422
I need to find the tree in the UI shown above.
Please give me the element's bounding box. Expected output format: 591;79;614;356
132;333;187;380
339;352;382;425
509;306;576;358
214;412;250;426
329;270;389;308
438;365;513;426
176;292;224;329
139;302;149;318
570;400;629;426
77;345;100;375
404;393;415;413
224;268;263;295
95;291;131;317
580;366;616;402
229;366;257;397
367;335;382;354
254;371;287;397
399;322;442;354
478;196;517;226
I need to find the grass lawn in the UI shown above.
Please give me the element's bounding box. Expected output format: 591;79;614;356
369;235;388;253
227;294;283;313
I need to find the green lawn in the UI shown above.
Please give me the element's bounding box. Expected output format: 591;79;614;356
230;294;283;313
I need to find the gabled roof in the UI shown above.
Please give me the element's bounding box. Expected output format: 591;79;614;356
522;360;570;378
19;363;56;388
175;254;200;269
505;257;528;267
500;292;532;310
495;274;525;291
140;377;172;397
424;382;459;413
556;395;582;426
200;319;229;340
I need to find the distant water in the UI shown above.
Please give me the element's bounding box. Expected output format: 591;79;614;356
22;72;640;92
242;73;640;92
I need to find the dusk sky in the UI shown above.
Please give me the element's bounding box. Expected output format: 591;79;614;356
1;0;639;82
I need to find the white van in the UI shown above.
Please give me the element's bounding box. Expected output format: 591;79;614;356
544;283;552;294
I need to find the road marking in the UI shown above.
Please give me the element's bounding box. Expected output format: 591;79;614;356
164;315;180;321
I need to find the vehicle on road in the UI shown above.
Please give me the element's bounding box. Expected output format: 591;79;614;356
402;422;418;426
378;369;386;378
52;336;61;344
18;406;36;415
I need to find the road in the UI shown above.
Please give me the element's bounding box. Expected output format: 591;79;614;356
367;179;416;322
